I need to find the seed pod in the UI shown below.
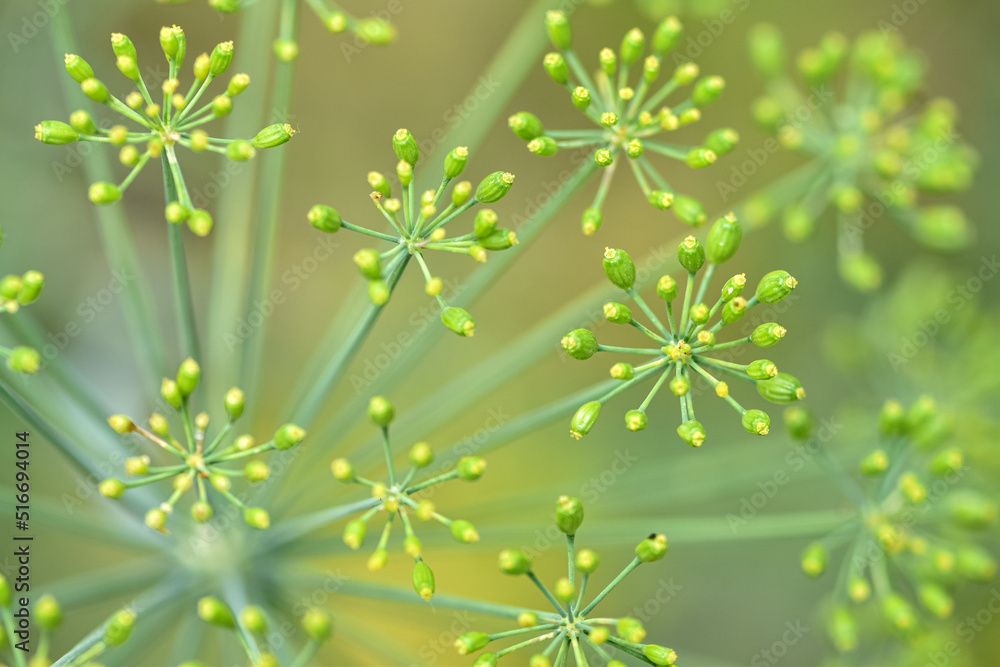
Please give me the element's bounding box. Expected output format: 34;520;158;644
475;171;515;203
603;302;631;324
392;128;419;165
643;645;678;666
308;205;342;233
755;270;798;303
705;213;742;264
457;456;487;481
556;495;584;534
561;328;598;360
441;306;476;337
678;236;705;273
274;423;306;450
208;40;234;76
603;248;636;289
444;146;468;178
751;323;786;347
570;401;601;439
784;406;813;440
498;549;532;575
542;52;569;84
801;542;827;577
652;16;683;54
756;372;805;403
742;409;770;435
720;274;746;301
413;560;435;601
252;123;295;149
625;409;647;432
34;121;79;145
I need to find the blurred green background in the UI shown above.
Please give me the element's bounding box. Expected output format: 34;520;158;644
0;0;998;665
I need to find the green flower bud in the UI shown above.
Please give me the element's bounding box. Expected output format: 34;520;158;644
581;207;602;235
410;559;435;601
220;387;245;421
479;228;518;250
672;196;707;226
918;583;953;619
353;249;381;280
355;18;397;44
192;53;211;81
801;542;827;577
457;456;487;481
716;296;744;325
226;73;250;96
653;275;677;302
705;213;741;264
677;236;705;273
620;28;645;65
784;406;813;440
402;442;432;470
527;136;559;156
473;653;498;667
467;210;497;241
190;500;213;522
625;409;648;432
913;206;972;251
705;128;739;157
742;409;770;435
367;396;395;427
175;357;199;397
186;209;213;237
677;419;706;447
756;372;805;404
392;128;419;165
307;205;342;233
35;594;62;630
455;631;490;655
595;148;614;167
617;617;646;643
949;491;997;529
625;139;644;160
957;545;997;581
104;609;137;646
555;495;584;535
838;252;882;292
882;593;918;633
643;645;678;666
99;478;126;499
755;270;798;303
878;399;906;435
108;414;136;435
603;302;631;324
160;378;182;409
751;323;786;347
274;423;306;450
240;606;268;635
669;374;690;396
208;41;234;77
561;328;598;360
450;180;472;206
64;53;94;83
570;401;601;439
7;346;40;374
545;11;572;49
116;54;140;81
930;448;963;476
637;535;669;563
226;140;256;162
692;75;725;107
827;607;857;653
300;609;332;642
499;548;532;575
367;279;390;306
145;508;168;533
198;597;234;627
475;172;515;203
88;182;122;205
69;109;96;135
450;520;480;543
244;507;270;530
542;52;569;84
599;48;617;77
857;449;888;476
652;17;683;54
442;306;476;337
342;519;366;550
243;460;270;483
507;112;546;145
603;248;636;290
554;576;574;601
610;363;634;380
252;123;295;149
444;146;468;179
748;24;786;78
331;458;355;483
561;87;589;115
34;121;79;145
212;94;233;117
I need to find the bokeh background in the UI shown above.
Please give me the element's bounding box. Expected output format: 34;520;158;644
0;0;998;665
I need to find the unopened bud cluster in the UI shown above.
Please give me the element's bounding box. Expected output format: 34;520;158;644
1;229;44;374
